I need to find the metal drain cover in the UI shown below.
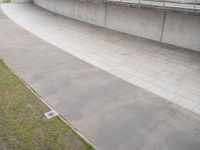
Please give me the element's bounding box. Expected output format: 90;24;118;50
44;110;58;119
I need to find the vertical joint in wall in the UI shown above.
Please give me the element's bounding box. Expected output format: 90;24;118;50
53;0;55;11
73;0;75;18
160;11;166;42
104;3;107;28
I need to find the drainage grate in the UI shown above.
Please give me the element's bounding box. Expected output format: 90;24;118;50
44;110;58;119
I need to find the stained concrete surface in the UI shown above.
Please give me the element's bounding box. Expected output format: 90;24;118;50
32;0;200;51
3;3;200;115
1;5;200;150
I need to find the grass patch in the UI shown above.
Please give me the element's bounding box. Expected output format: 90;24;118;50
1;0;11;3
0;59;94;150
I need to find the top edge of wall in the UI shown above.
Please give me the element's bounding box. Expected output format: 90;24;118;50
80;0;200;16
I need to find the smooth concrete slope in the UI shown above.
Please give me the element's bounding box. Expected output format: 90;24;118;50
2;3;200;115
1;5;200;150
32;0;200;51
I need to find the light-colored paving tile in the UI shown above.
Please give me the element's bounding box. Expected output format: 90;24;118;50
153;80;180;93
177;89;200;104
172;96;199;111
126;76;152;89
2;3;200;115
193;105;200;114
147;85;177;100
133;72;157;82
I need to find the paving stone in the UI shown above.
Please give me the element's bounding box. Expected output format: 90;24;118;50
172;96;199;111
148;86;177;100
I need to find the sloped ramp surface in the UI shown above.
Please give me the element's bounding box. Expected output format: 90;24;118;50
0;4;200;150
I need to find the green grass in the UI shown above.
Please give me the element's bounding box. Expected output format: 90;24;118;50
1;0;11;3
0;59;94;150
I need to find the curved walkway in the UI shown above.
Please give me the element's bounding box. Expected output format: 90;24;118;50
1;3;200;150
2;3;200;115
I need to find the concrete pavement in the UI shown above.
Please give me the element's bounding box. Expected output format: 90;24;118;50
1;3;200;150
2;3;200;115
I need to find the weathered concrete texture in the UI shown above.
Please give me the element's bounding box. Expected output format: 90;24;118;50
11;0;32;2
74;1;106;27
106;4;164;41
33;0;54;11
33;0;200;51
108;0;200;11
3;3;200;115
162;12;200;51
54;0;74;17
1;6;200;150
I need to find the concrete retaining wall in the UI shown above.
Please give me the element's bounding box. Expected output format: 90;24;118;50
33;0;200;51
54;0;74;17
12;0;32;2
106;5;164;41
74;1;105;27
162;12;200;51
33;0;54;11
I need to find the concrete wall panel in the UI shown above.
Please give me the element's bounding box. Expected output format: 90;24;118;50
33;0;200;51
105;5;133;34
162;12;200;51
106;5;164;41
12;0;32;2
131;8;164;41
73;1;105;27
34;0;55;12
54;0;74;18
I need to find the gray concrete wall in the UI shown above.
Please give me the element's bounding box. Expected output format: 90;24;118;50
73;1;105;27
33;0;54;11
54;0;74;17
11;0;32;2
33;0;200;51
162;12;200;51
106;5;164;41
